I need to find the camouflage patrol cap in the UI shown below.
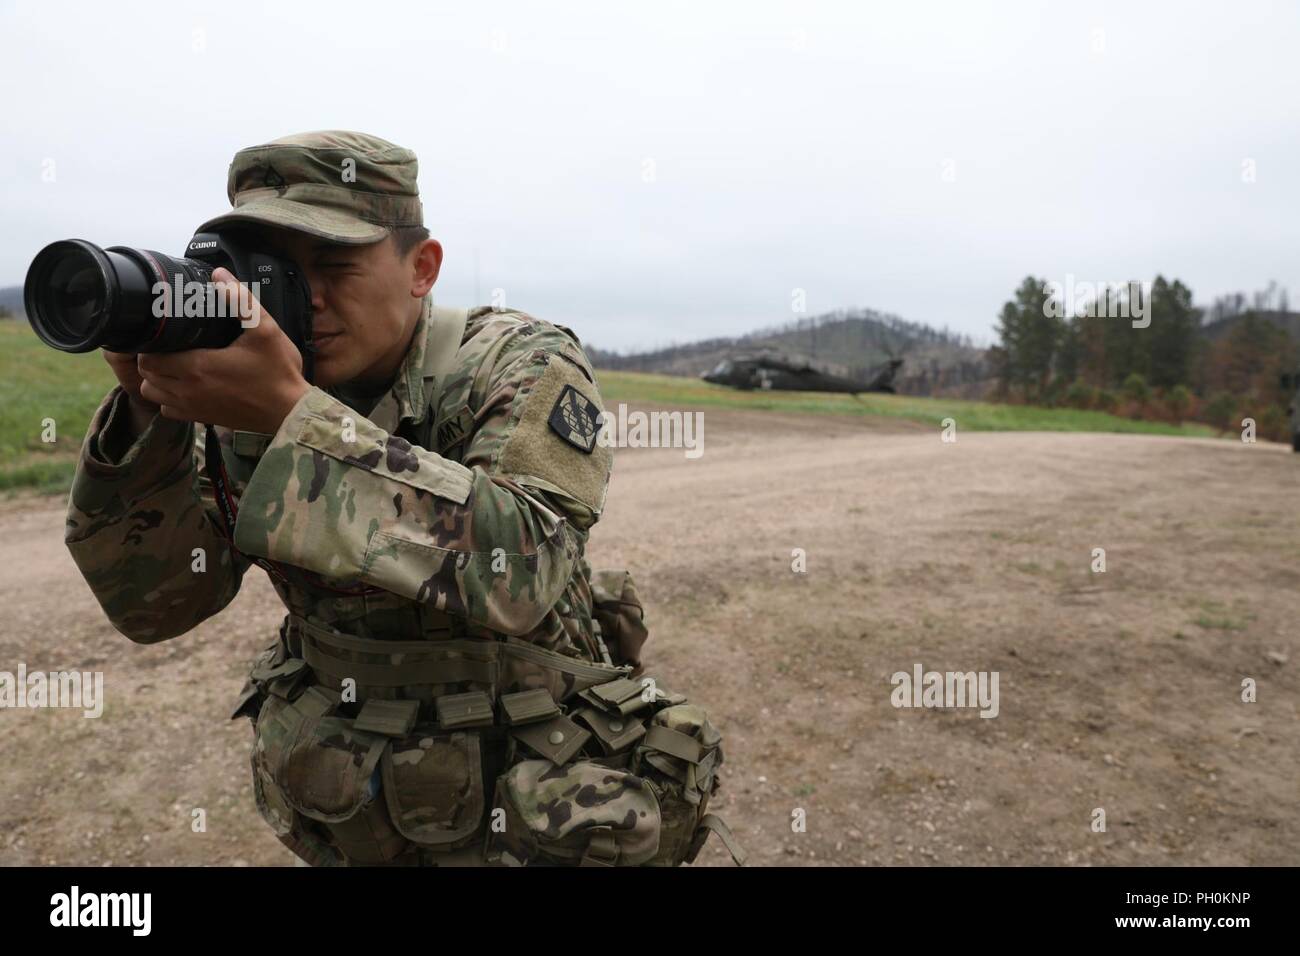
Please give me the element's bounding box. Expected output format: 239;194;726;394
195;130;423;245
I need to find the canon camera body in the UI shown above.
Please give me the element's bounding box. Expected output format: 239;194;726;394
23;232;315;380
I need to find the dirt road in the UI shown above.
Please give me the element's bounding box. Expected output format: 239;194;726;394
3;409;1297;866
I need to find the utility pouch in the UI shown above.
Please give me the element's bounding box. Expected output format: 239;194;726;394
631;703;745;866
488;758;661;866
379;728;487;850
256;687;386;825
230;631;306;722
590;569;650;677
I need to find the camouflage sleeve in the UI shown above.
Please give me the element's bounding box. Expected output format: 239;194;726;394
233;323;613;636
65;386;251;644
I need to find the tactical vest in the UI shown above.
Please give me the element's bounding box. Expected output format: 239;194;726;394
231;307;745;867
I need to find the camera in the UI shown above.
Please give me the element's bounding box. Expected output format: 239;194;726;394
23;232;316;380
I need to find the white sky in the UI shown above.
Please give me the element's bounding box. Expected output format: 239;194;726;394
2;0;1297;352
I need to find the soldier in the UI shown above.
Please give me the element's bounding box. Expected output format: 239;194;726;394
1288;371;1300;451
64;130;744;867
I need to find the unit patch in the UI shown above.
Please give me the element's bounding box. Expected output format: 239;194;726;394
548;384;600;454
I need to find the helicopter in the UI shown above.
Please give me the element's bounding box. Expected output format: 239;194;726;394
701;353;903;395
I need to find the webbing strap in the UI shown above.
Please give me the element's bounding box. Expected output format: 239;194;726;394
642;724;703;764
301;639;497;687
694;814;747;867
579;828;620;867
422;306;471;387
289;614;471;656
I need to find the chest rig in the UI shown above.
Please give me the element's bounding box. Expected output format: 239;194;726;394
227;307;744;867
224;304;607;710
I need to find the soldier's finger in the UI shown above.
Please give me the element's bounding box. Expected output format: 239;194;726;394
138;377;183;408
104;350;143;378
212;266;270;332
138;350;194;380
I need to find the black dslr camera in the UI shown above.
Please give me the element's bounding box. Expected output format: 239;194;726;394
23;232;342;586
23;232;316;380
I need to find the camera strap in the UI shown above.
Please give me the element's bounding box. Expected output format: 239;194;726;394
203;423;382;597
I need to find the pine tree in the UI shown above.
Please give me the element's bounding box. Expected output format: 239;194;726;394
994;277;1060;401
1146;276;1198;388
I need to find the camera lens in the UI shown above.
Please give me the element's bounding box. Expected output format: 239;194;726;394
25;240;115;352
42;249;105;339
23;239;241;354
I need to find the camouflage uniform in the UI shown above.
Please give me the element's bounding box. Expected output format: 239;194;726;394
64;131;743;867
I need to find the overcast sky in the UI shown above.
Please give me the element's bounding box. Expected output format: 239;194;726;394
2;0;1297;352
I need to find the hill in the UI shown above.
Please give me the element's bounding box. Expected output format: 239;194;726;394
591;302;1300;400
0;286;25;318
1200;308;1300;344
589;307;992;398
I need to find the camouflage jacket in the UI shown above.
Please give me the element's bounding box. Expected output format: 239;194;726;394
64;298;615;663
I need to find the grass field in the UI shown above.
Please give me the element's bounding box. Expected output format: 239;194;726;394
0;321;119;493
595;369;1221;437
0;320;1220;493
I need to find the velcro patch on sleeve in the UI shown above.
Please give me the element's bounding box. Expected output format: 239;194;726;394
548;385;599;453
499;355;612;514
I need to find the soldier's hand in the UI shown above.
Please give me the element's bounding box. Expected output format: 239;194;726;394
103;349;156;406
103;348;163;437
136;267;311;434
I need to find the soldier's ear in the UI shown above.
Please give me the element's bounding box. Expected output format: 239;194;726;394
410;238;442;297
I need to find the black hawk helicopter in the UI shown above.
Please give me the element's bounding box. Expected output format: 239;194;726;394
701;353;903;395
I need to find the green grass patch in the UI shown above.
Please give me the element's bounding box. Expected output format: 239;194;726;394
0;321;117;493
1190;599;1252;632
1193;614;1248;632
595;369;1220;437
0;459;78;494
